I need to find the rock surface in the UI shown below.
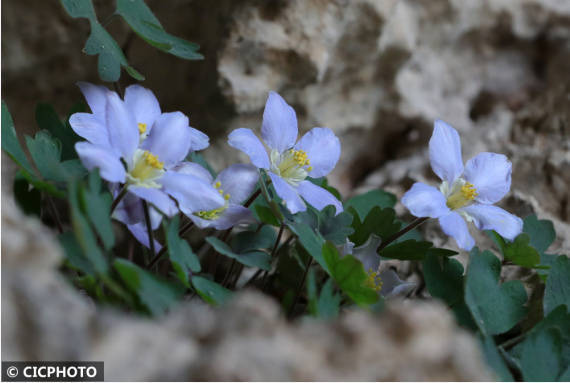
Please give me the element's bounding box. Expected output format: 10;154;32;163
1;195;493;380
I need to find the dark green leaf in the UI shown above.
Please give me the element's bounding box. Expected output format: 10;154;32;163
323;241;378;306
520;327;563;381
286;221;328;272
60;0;96;18
84;21;126;82
544;255;570;316
231;225;277;253
13;174;41;216
25;131;65;182
317;278;341;319
464;248;527;336
114;258;183;315
35;103;79;160
317;205;354;245
206;236;271;270
165;217;200;286
255;205;280;226
125;65;145;81
345;189;396;220
349;206;401;247
523;214;556;254
191;275;232;305
2;101;35;175
116;0;203;60
60;231;95;275
379;239;432;261
81;171;114;250
504;234;541;268
479;335;514;382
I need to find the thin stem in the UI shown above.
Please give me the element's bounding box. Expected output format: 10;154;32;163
142;201;156;262
244;269;263;287
147;218;194;269
499;332;527;350
376;217;429;252
271;224;285;258
222;259;236;287
288;258;313;318
244;189;261;208
110;186;128;214
178;220;194;237
47;196;63;233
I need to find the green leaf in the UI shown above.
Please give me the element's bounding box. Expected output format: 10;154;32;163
317;278;341;319
114;258;183;315
520;327;563;381
479;335;514;382
544;255;570;316
125;65;145;81
523;214;556;254
422;252;476;329
165;217;201;286
35;103;79;160
191;275;232;305
322;241;379;306
60;0;96;18
116;0;203;60
317;205;354;246
25;131;64;181
59;231;95;275
13;174;41;216
488;231;540;268
286;220;328;273
81;171;114;250
231;225;277;253
464;248;527;336
68;181;108;274
306;177;342;201
345;189;396;220
349;206;401;247
206;236;271;270
2;101;35;175
379;239;433;261
18;170;65;199
255;205;280;226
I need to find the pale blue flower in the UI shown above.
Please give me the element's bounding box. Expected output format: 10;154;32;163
402;120;522;250
228;91;343;214
70;83;224;241
171;162;260;230
342;237;416;298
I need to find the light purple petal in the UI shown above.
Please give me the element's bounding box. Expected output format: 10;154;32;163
124;84;161;130
142;112;191;167
461;204;522;241
190;205;256;230
294;127;341;178
401;182;450;218
429;120;463;184
352;235;382;272
228;128;270;169
215;164;259;204
379;269;416;299
464;152;512;204
297;180;343;214
77;82;108;117
438;212;475;251
161;171;225;214
105;91;139;164
127;222;163;254
189;127;210;152
68;113;110;147
268;172;305;214
261;91;298;153
128;187;178;217
170;161;213;183
113;191;144;226
75;142;126;183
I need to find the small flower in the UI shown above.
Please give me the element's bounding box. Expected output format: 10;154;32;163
228;91;343;214
70;83;225;236
171;162;260;230
341;237;416;298
401;120;522;250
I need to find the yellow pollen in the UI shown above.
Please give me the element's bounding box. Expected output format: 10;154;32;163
142;151;164;169
218;189;224;195
215;181;221;189
446;182;477;210
224;193;230;200
138;122;147;134
292;149;310;166
307;166;313;172
196;206;226;220
364;269;383;292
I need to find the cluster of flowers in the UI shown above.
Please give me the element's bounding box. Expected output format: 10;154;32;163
70;83;523;290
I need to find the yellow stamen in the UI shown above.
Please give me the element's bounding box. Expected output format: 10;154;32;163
142;151;164;169
224;193;230;201
364;268;383;292
196;206;226;220
138;122;147;135
215;181;221;189
446;182;477;210
218;189;224;195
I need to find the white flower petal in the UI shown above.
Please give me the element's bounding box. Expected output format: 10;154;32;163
464;152;512;204
268;172;305;214
438;212;475;251
429;120;463;184
75;142;126;183
294;127;341;178
69;113;110;147
161;171;225;214
105;91;139;164
128;186;178;217
77;82;108;117
143;111;192;167
261;91;298;153
297;180;343;214
228;128;270;169
401;182;450;218
215;164;259;204
461;204;522;241
124;84;161;130
170;161;213;183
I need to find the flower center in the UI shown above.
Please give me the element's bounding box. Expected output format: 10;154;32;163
138;122;147;135
446;182;478;210
270;149;313;186
195;181;230;220
364;268;383;292
127;149;165;188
